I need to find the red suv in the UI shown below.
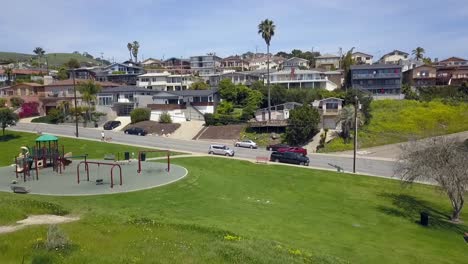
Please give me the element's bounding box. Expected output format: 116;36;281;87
277;147;307;156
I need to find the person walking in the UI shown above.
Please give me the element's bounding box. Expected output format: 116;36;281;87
101;131;105;141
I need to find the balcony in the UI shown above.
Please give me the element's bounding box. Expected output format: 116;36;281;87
352;73;401;79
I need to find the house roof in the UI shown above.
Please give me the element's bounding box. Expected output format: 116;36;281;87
138;72;171;77
380;50;409;60
100;86;152;93
151;89;218;98
350;64;403;70
318;97;344;101
105;62;143;70
46;79;122;87
270;69;323;75
316;53;340;59
352;52;373;57
6;82;44;87
142;58;162;64
284;57;309;63
222;55;246;62
36;134;58;142
0;69;48;75
439;57;467;63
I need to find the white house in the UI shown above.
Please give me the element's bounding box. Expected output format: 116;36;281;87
248;55;285;70
312;97;344;129
281;57;310;70
140;90;219;123
137;72;194;91
267;69;338;91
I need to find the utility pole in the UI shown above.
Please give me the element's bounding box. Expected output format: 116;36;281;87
353;95;359;173
72;69;79;138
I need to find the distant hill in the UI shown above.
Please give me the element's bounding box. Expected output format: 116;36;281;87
0;52;107;67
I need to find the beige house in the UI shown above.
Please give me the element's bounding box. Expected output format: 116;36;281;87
315;54;340;70
378;50;409;64
352;52;373;65
312;97;344;129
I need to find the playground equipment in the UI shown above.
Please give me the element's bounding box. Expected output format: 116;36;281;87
137;150;170;174
15;146;39;182
77;161;122;188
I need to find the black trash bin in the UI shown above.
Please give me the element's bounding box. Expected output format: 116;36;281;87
141;153;146;161
420;212;429;226
124;152;130;160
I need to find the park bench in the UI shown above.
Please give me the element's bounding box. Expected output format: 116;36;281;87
10;186;30;194
256;156;269;164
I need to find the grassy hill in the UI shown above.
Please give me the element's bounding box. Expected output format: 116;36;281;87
321;99;468;152
0;51;104;67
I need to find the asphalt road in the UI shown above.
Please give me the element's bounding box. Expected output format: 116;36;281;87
7;123;398;178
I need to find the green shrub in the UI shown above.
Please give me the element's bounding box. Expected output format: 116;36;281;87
31;116;54;124
204;113;243;126
10;97;24;108
0;98;6;107
46;225;70;251
130;108;150;124
159;112;172;123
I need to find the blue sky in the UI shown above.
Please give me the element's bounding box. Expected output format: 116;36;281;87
1;0;467;62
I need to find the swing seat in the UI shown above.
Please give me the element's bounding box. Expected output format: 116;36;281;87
96;179;104;185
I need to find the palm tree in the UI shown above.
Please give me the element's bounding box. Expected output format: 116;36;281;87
77;80;102;123
127;43;133;62
258;19;275;121
412;47;425;61
33;47;45;67
4;67;12;85
339;105;363;144
132;41;140;63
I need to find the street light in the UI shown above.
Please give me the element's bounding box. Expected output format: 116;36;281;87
72;69;79;137
353;95;359;173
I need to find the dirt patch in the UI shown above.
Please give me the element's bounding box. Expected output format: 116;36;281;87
198;124;246;140
124;121;181;135
0;215;79;234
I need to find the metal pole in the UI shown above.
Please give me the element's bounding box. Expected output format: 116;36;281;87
267;45;271;121
353;96;358;173
72;70;79;137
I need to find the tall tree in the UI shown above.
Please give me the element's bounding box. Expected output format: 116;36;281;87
65;58;80;69
77;80;102;123
285;105;320;145
127;43;133;62
395;138;468;222
341;47;355;89
412;47;425;61
258;19;276;121
33;47;45;67
132;41;140;62
0;108;19;137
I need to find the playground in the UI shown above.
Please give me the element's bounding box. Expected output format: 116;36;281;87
0;134;187;196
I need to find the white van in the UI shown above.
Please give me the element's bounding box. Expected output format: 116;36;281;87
208;144;235;157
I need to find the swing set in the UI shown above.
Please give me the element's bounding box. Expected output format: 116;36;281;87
76;161;123;188
137;150;170;174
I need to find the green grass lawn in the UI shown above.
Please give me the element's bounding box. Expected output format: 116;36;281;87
321;100;468;152
0;131;184;166
0;156;466;263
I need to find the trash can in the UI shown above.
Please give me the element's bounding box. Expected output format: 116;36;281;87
141;153;146;161
124;152;130;160
420;212;429;226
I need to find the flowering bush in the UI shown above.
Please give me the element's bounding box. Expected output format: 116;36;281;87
19;102;40;118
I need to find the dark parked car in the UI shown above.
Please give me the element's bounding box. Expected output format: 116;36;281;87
277;147;308;156
270;151;309;166
103;121;121;130
124;127;147;136
266;143;290;151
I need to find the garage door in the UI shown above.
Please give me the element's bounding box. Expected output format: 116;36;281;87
323;117;337;129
